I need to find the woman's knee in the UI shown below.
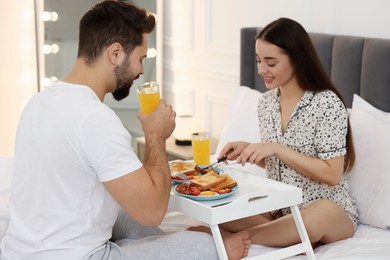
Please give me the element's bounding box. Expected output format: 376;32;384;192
300;199;352;243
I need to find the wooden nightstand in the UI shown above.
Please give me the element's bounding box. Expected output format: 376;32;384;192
136;136;218;162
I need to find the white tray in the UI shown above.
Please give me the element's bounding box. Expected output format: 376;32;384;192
168;167;316;260
169;168;302;225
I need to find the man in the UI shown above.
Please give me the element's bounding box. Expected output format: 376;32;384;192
1;1;249;259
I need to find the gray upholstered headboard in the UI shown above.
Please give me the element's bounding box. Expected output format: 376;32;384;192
240;27;390;112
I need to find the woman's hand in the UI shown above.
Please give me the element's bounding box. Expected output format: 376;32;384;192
218;141;250;161
237;142;278;167
219;141;272;168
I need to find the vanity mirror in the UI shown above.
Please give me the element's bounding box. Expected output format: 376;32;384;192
37;0;163;140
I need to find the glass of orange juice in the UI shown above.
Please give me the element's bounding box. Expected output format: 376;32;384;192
137;81;160;114
191;132;210;167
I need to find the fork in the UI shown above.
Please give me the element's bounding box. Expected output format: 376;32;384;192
197;156;228;169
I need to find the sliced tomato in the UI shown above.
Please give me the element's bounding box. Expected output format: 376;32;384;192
190;186;202;196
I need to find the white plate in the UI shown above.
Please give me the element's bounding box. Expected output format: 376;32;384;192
170;160;196;184
170;160;224;184
171;178;191;184
173;185;238;201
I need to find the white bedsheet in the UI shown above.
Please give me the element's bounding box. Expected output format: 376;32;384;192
160;209;390;259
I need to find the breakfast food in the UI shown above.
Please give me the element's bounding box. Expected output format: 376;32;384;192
210;174;237;190
190;170;226;190
169;161;197;176
194;165;213;175
200;190;218;196
175;183;202;196
175;171;238;197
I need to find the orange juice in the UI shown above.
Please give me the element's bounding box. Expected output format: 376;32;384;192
137;82;160;114
137;91;160;114
192;134;210;166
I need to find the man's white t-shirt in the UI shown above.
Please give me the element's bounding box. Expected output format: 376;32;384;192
1;82;143;259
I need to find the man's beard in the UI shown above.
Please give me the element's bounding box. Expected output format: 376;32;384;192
112;55;138;101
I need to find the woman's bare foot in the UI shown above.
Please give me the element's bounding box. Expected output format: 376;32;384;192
224;230;251;260
188;226;251;260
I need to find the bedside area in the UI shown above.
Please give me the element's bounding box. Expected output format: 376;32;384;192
136;136;218;162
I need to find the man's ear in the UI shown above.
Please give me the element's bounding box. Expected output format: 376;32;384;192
107;42;125;65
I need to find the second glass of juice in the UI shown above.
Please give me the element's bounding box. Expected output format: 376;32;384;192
191;132;210;167
137;81;160;114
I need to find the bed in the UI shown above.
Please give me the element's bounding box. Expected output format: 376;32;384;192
162;28;390;259
1;28;390;259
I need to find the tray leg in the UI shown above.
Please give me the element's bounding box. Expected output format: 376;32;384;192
210;224;228;260
290;205;316;259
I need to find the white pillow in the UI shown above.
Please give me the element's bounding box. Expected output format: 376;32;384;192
347;94;390;229
215;86;265;176
0;156;13;241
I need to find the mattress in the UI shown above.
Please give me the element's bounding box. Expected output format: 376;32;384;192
160;209;390;259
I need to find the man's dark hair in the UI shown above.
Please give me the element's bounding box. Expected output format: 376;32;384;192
77;0;156;65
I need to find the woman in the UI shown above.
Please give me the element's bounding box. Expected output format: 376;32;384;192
192;17;358;248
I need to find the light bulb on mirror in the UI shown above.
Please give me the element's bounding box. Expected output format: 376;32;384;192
50;76;58;82
51;44;59;54
41;11;58;22
42;76;58;88
147;48;157;58
42;44;52;54
42;77;51;87
42;44;60;54
50;12;58;22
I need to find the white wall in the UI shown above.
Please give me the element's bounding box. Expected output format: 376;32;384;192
2;0;389;156
0;0;38;156
163;0;390;142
